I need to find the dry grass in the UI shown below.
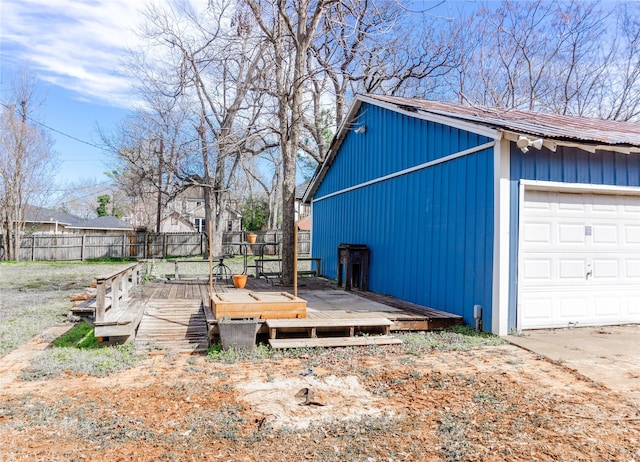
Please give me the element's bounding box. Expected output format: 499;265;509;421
1;263;639;461
0;261;126;357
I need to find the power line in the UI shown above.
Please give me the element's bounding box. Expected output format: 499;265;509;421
0;101;107;150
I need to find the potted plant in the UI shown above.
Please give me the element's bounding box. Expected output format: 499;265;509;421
247;233;257;244
232;274;248;288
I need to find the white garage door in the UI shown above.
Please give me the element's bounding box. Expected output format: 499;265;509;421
518;189;640;329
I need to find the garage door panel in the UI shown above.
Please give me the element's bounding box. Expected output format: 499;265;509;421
594;296;621;317
592;225;618;244
522;259;552;280
592;259;619;279
627;260;640;278
591;201;617;212
626;226;640;244
521;297;553;325
557;194;585;211
519;189;640;329
559;224;586;243
558;297;589;319
523;222;552;244
559;259;586;280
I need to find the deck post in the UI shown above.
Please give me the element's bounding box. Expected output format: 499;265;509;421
96;282;106;322
122;268;130;298
112;275;121;313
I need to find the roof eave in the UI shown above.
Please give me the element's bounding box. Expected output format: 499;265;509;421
304;97;366;203
502;130;640;154
304;95;502;203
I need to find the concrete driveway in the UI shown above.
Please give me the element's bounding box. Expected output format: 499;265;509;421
506;324;640;403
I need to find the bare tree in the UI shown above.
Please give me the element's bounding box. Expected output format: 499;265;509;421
247;0;339;285
101;96;194;232
602;3;640;121
0;73;56;260
56;178;118;219
300;1;455;165
442;0;640;121
130;0;269;256
239;146;283;230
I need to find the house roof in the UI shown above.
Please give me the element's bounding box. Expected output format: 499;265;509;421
365;94;640;148
25;205;82;226
304;94;640;203
25;206;133;231
69;216;133;230
295;180;310;200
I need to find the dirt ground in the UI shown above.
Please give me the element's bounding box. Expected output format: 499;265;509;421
1;340;639;461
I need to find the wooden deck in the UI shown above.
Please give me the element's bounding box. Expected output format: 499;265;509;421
134;281;209;353
128;277;462;352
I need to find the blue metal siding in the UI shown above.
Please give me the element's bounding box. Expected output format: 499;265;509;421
508;145;640;330
312;103;495;327
316;103;489;198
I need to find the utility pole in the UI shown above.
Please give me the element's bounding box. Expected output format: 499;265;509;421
155;138;164;233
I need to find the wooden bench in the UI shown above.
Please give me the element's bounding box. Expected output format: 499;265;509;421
170;259;227;281
266;317;393;339
255;257;321;278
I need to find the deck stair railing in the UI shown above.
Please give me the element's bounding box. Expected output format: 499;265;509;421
95;263;141;324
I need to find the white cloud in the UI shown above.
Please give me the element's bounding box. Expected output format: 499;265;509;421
1;0;145;108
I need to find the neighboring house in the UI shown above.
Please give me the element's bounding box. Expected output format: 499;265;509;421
305;94;640;335
24;206;80;234
160;211;198;233
24;206;133;235
295;180;311;222
162;187;242;233
66;216;133;235
296;215;310;231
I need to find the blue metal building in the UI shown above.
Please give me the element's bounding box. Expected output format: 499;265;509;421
304;95;640;334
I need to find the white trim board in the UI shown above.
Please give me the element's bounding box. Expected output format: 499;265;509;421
492;138;511;335
358;95;502;140
515;180;640;332
520;180;640;195
313;141;496;204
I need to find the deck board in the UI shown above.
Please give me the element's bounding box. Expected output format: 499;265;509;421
269;336;402;349
130;277;461;350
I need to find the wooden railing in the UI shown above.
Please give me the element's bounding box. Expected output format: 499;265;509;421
95;263;141;324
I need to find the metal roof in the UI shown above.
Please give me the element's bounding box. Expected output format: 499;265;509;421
304;94;640;203
365;94;640;147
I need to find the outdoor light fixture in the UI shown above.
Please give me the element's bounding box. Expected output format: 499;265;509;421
516;135;543;153
354;125;366;134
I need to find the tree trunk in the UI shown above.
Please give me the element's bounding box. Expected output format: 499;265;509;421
280;145;297;285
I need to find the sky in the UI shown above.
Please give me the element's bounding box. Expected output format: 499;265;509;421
0;0;146;192
0;0;473;199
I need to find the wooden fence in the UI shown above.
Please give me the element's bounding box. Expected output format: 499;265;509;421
15;233;204;261
10;230;311;261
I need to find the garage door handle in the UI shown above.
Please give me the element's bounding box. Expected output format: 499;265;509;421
586;265;592;280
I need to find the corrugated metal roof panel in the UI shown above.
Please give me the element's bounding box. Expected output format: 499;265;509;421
366;94;640;146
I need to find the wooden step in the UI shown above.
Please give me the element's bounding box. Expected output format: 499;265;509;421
266;317;393;339
268;335;402;349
